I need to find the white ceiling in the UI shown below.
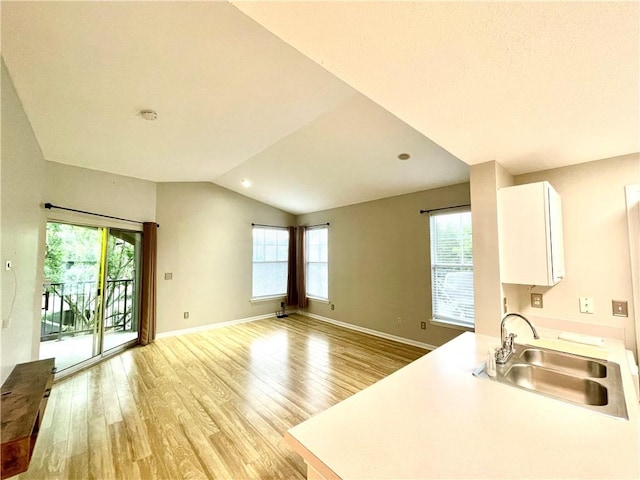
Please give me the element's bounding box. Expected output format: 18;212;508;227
1;1;468;215
3;2;638;215
235;1;640;175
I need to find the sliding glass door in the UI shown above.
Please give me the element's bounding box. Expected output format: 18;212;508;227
103;228;142;352
40;222;141;371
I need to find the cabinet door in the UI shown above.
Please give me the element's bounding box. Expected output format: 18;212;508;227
547;185;565;283
498;181;564;286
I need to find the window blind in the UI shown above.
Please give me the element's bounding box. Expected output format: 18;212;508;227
305;226;328;300
430;209;474;328
252;227;288;298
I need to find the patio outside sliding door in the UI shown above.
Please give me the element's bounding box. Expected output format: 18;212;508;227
40;222;141;372
103;228;142;352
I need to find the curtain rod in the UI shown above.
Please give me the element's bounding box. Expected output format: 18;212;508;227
252;222;330;229
44;203;159;227
419;204;471;215
251;223;288;229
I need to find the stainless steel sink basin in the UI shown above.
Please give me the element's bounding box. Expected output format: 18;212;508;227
473;343;628;419
504;364;608;406
518;348;607;378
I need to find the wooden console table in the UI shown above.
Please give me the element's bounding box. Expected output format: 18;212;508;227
1;358;56;479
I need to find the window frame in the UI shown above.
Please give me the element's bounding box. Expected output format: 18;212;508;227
305;225;329;301
251;226;289;300
429;207;474;330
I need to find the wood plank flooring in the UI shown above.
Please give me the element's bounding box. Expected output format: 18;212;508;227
18;314;428;480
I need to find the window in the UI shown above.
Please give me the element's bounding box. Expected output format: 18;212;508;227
430;209;474;328
252;227;288;298
306;226;328;300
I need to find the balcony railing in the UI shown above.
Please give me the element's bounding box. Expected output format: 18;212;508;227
41;279;137;342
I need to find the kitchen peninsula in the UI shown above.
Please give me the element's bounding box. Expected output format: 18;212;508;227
285;332;639;479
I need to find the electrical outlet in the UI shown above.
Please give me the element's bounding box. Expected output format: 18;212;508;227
164;272;173;280
531;293;543;308
579;297;594;314
183;312;189;319
397;317;402;325
612;300;628;317
420;321;426;330
330;303;335;311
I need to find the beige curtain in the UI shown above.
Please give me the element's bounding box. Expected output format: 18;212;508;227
286;226;298;306
297;226;308;309
139;222;157;345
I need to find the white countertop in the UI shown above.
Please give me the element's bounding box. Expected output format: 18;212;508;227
285;332;640;479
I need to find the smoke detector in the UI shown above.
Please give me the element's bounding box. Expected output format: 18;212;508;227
140;109;158;121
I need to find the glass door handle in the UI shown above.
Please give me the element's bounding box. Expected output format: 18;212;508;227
43;291;50;311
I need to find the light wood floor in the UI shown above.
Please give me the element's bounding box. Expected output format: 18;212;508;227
20;314;428;480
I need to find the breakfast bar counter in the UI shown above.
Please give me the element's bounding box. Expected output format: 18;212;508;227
285;332;640;479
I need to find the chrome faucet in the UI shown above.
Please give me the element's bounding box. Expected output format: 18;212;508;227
495;313;540;364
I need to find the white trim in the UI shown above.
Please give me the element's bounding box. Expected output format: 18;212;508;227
250;295;286;304
156;313;275;339
429;318;474;332
297;311;436;351
307;296;330;304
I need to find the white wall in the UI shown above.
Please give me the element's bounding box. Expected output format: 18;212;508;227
469;161;514;337
1;58;158;382
511;154;639;351
1;60;47;382
296;183;471;347
469;155;640;353
44;162;156;228
155;182;295;333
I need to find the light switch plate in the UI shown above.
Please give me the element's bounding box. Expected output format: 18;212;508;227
612;300;628;317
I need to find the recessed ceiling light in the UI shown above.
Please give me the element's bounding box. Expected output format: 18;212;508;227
241;179;252;188
139;109;158;121
398;153;411;160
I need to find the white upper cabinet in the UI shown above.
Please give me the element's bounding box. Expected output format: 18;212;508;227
498;181;565;286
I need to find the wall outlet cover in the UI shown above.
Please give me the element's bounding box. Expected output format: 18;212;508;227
531;293;543;308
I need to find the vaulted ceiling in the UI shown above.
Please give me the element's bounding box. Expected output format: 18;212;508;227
235;1;639;174
2;2;638;214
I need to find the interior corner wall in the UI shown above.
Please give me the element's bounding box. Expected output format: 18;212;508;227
1;59;46;383
295;183;471;348
155;182;295;334
469;161;514;338
510;153;640;351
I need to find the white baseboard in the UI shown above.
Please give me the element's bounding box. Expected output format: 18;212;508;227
156;313;275;339
156;311;438;351
296;311;437;351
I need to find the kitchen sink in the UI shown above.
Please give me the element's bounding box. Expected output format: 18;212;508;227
504;364;608;406
518;348;606;378
473;343;628;419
